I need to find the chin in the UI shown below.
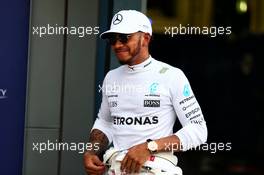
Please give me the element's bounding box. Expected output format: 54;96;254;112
117;58;130;65
116;55;131;64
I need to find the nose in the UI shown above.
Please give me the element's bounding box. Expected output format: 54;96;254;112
112;40;124;48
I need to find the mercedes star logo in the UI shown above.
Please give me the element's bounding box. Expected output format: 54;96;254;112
113;14;123;25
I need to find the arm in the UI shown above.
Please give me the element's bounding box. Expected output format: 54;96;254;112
171;69;207;151
85;129;109;157
153;135;181;152
84;76;112;175
83;129;109;175
86;75;113;155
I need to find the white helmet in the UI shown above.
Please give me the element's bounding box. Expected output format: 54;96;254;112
103;147;183;175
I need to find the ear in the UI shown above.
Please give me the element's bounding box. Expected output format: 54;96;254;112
142;33;151;47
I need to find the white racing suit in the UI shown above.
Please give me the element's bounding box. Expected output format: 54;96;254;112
103;147;183;175
92;56;208;173
93;56;207;151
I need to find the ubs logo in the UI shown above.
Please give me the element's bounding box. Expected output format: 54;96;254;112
109;101;117;108
0;89;7;99
113;14;123;25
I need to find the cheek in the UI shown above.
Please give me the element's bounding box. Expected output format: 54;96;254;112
130;41;141;51
142;40;147;47
141;37;148;47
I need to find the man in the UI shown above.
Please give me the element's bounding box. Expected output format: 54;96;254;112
84;10;207;174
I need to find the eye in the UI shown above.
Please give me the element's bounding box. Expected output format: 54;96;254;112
107;34;132;45
119;34;131;43
107;35;118;45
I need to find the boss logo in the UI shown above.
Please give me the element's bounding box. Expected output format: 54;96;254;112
144;100;160;107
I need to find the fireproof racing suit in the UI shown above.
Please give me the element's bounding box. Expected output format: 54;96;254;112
92;56;207;151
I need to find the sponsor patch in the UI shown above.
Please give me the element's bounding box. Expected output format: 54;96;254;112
144;100;160;107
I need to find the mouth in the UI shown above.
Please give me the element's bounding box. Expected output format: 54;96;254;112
115;48;129;53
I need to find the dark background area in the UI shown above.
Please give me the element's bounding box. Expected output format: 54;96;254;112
150;33;263;175
148;0;264;174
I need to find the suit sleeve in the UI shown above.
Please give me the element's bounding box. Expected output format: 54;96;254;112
91;75;113;144
170;69;207;151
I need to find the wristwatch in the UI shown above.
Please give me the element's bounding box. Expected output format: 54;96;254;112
146;139;158;153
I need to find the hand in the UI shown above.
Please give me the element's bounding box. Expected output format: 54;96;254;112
83;152;106;175
121;142;151;174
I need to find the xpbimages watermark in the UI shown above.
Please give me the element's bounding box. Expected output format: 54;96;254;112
32;140;99;154
164;24;232;37
165;142;232;154
98;82;162;95
32;24;99;37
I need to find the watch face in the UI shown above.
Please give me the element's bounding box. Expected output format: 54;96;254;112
148;141;158;151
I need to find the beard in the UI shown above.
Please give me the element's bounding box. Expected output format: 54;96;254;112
117;39;142;65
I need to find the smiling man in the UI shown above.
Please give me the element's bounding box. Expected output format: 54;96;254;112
83;10;207;175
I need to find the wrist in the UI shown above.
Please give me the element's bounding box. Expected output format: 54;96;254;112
146;139;158;154
84;150;97;156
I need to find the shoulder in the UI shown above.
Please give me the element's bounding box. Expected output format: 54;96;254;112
152;58;189;89
152;58;185;77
